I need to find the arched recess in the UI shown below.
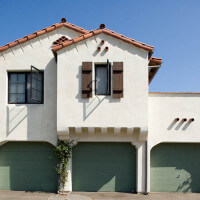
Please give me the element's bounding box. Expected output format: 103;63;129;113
0;141;58;192
150;142;200;193
72;142;136;192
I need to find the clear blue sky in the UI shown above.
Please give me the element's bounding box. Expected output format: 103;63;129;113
1;0;200;92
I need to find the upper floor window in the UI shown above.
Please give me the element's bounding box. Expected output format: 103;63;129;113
95;62;111;95
81;61;123;98
8;67;43;104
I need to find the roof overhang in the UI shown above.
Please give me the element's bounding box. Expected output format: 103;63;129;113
149;66;161;84
0;20;89;53
148;57;162;84
52;28;154;52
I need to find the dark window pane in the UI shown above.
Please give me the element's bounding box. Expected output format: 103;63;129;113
10;74;17;83
95;65;110;95
17;94;25;103
9;93;25;103
8;74;26;103
9;83;17;93
27;73;43;103
17;83;26;93
18;74;25;83
9;94;17;103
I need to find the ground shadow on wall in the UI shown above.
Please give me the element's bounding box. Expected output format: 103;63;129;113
72;142;137;192
150;143;200;193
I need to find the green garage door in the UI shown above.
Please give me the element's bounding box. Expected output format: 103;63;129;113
0;142;58;192
151;143;200;192
72;142;136;192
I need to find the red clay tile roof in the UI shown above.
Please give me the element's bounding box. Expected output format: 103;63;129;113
0;21;89;53
52;28;154;52
149;57;162;66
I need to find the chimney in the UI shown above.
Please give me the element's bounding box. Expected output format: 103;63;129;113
61;18;67;23
99;24;105;29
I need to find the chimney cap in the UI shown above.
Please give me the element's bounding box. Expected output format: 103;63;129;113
100;24;105;29
61;18;67;23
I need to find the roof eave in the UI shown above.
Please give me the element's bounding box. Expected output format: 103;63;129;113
148;65;161;84
0;22;89;53
52;29;154;52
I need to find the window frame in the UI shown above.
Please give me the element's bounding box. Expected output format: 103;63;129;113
95;63;111;96
8;71;44;104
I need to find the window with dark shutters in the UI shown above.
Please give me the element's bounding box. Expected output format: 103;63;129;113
113;62;123;98
82;62;92;98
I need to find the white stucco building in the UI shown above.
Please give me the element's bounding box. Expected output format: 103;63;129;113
0;18;199;193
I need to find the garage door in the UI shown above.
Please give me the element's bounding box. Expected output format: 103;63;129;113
0;142;58;192
151;143;200;192
72;142;136;192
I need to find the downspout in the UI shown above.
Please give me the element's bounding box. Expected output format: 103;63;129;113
144;141;148;195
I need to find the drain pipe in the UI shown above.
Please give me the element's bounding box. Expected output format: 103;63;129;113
144;141;149;195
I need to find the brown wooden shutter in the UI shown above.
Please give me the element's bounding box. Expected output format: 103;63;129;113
82;62;92;98
113;62;123;98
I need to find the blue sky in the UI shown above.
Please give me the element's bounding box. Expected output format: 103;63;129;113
1;0;200;92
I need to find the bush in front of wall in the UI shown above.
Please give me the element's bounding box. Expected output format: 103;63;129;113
54;139;74;193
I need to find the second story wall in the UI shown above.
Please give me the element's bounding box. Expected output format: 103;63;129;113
0;27;80;145
57;33;149;132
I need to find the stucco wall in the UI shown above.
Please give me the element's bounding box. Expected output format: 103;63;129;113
57;33;149;132
148;93;200;149
0;27;80;145
147;93;200;192
56;34;149;193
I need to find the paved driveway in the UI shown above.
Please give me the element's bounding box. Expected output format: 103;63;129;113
69;192;200;200
1;191;200;200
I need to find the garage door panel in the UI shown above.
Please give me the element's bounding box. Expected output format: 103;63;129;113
151;143;200;193
0;142;58;192
72;142;136;192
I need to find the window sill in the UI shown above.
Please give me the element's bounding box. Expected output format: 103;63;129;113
95;94;111;96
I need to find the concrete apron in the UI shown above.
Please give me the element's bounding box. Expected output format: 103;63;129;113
68;192;200;200
1;191;200;200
